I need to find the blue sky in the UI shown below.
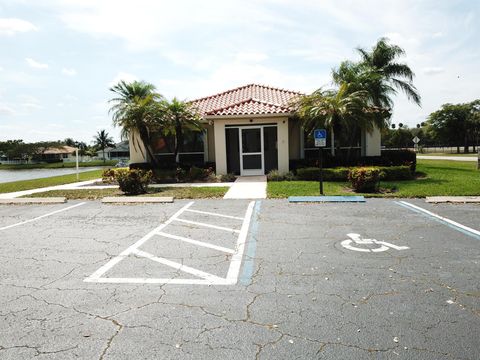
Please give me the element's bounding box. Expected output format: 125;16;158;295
0;0;478;143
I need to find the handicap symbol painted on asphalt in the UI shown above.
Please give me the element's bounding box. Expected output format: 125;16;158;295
341;233;410;253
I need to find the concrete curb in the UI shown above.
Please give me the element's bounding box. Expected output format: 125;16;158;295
0;197;67;204
426;196;480;203
102;196;174;204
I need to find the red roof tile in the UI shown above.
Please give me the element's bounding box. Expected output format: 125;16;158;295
190;84;302;116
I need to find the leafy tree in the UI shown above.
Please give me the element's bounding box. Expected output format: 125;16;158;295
294;83;382;158
149;98;203;164
93;130;115;163
427;102;475;153
109;80;161;165
332;37;420;128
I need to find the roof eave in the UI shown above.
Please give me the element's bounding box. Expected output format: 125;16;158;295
203;112;295;120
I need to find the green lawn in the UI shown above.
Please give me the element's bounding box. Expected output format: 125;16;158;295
268;160;480;198
23;186;229;200
0;160;117;170
0;170;104;194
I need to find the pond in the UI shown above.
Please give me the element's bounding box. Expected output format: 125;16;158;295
0;167;103;184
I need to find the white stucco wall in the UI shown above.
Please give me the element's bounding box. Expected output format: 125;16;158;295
212;116;290;175
364;126;382;156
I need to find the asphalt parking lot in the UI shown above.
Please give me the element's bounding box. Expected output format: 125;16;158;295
0;199;479;359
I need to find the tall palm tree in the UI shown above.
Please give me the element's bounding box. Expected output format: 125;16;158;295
333;38;421;111
150;98;203;164
93;130;115;163
357;37;421;106
295;83;380;157
109;80;162;166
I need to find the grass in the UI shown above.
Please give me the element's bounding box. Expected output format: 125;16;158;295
0;160;117;170
23;186;229;200
268;160;480;198
0;170;104;194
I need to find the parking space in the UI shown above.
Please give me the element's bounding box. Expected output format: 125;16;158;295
0;199;478;359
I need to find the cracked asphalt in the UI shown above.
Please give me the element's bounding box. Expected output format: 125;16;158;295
0;199;479;359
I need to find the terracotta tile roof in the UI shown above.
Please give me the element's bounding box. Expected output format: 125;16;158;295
42;146;77;155
190;84;303;116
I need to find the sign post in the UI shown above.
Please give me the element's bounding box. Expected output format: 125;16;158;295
314;129;327;195
412;136;420;152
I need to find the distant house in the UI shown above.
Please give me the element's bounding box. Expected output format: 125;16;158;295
35;146;77;162
97;141;130;161
129;84;381;175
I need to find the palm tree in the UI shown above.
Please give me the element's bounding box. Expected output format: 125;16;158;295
149;98;203;164
295;83;380;157
93;130;115;163
109;80;162;166
333;38;421;111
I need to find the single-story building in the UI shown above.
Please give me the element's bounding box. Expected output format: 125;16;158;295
96;141;130;161
34;146;77;162
130;84;381;175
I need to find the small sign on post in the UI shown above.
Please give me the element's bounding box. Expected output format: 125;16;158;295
314;129;327;195
412;136;420;152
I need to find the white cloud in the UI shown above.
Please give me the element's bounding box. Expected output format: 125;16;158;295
61;67;77;76
25;57;48;69
0;103;15;115
108;72;138;86
0;18;38;36
423;67;444;75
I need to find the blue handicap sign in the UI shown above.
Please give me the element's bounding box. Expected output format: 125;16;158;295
314;129;327;139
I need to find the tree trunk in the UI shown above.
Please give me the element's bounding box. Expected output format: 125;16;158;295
330;130;335;156
102;149;105;163
464;133;469;153
174;120;183;166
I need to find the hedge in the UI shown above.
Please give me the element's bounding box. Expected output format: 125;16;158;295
295;165;413;181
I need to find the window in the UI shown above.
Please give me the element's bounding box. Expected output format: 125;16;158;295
151;130;205;166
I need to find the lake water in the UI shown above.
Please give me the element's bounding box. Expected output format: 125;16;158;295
0;167;103;183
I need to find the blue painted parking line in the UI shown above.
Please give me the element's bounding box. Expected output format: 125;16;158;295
240;200;262;286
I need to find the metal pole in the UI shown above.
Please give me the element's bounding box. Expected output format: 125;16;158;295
477;148;480;170
76;148;79;181
319;147;324;195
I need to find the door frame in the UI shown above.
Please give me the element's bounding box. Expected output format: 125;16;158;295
239;125;264;176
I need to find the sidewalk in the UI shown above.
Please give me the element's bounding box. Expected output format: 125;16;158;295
0;179;234;199
223;176;267;199
417;155;477;162
0;179;102;199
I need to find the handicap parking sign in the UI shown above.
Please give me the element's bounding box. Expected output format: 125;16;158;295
314;129;327;147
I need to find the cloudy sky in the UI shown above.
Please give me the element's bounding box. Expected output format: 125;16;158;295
0;0;478;143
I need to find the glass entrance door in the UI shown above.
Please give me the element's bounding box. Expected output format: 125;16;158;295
239;127;264;176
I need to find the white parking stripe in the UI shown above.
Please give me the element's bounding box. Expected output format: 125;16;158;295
157;231;235;254
85;200;255;285
226;201;255;282
0;202;86;231
397;201;480;239
174;218;241;233
132;249;225;282
85;202;194;281
184;208;244;220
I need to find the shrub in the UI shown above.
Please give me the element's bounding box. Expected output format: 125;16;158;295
114;169;152;195
284;171;297;181
348;167;381;193
219;173;237;182
379;166;414;180
267;170;284;181
296;167;349;181
102;168;116;184
102;167;129;184
129;162;154;171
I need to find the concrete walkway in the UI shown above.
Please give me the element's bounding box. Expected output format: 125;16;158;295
0;179;235;199
417;155;477;162
223;175;267;199
0;179;102;199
